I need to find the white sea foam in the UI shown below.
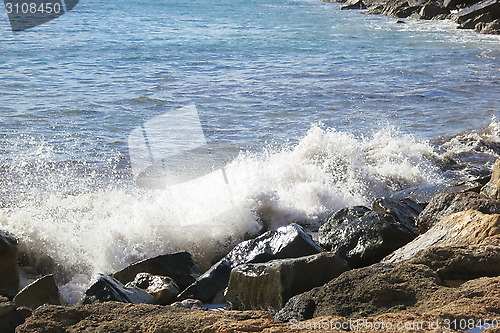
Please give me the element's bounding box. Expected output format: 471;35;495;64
0;123;485;304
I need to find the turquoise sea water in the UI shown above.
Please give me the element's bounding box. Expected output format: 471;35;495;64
0;0;499;303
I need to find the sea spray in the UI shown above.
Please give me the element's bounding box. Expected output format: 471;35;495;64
1;123;495;304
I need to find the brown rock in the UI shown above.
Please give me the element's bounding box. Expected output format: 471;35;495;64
482;160;500;199
385;210;500;263
226;252;349;314
13;275;61;310
0;299;31;333
126;273;179;305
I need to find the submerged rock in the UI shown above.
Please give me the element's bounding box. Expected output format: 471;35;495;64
275;262;442;321
226;252;349;314
416;191;500;233
79;274;155;305
0;231;19;298
13;275;61;309
384;210;500;263
318;205;418;267
112;252;200;290
126;273;179;305
178;224;322;303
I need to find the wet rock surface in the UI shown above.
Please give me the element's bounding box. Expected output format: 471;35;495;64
318;205;418;267
13;275;61;310
179;223;322;303
0;231;19;298
112;251;200;290
226;252;349;314
79;274;155;305
125;273;179;305
482;159;500;199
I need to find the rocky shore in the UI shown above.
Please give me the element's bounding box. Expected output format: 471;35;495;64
1;159;499;332
324;0;500;35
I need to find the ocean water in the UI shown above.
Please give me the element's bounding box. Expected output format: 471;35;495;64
0;0;499;303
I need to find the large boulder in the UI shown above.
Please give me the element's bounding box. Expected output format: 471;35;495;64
384;210;500;263
226;252;349;314
475;18;500;33
416;191;500;233
275;262;442;321
79;274;155;305
372;197;422;228
112;252;200;290
453;0;500;30
318;205;418;267
0;231;19;298
126;273;179;305
0;297;31;333
178;224;322;303
13;275;61;309
408;242;500;284
481;159;500;199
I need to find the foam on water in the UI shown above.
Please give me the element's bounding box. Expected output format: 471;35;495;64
0;122;458;304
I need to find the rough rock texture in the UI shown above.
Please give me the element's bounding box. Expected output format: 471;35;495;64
318;206;417;267
476;18;500;33
13;275;61;309
112;251;200;290
372;197;423;228
453;0;500;31
482;159;500;199
416;191;500;233
179;223;322;303
384;210;500;263
226;252;349;314
408;242;500;283
0;231;19;298
79;274;155;305
126;273;179;305
0;297;31;333
275;262;442;321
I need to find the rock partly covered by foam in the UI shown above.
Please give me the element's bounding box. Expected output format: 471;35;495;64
318;203;418;267
13;275;61;310
126;273;179;305
275;262;443;321
384;210;500;263
226;252;349;314
178;224;322;303
482;159;500;199
0;231;19;298
79;274;155;305
112;252;200;290
416;191;500;233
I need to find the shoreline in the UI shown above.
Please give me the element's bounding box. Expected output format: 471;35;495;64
322;0;500;35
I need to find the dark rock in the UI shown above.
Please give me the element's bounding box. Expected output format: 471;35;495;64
340;0;367;9
397;19;407;22
475;17;500;32
0;231;19;298
372;197;422;229
226;252;349;314
178;224;322;303
408;243;500;283
375;0;422;18
481;159;500;199
79;274;155;305
318;206;418;267
458;11;493;28
0;298;31;333
416;191;500;233
418;2;449;19
275;262;442;321
384;210;500;263
112;252;200;290
444;0;479;9
453;0;500;25
126;273;179;305
13;275;61;309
